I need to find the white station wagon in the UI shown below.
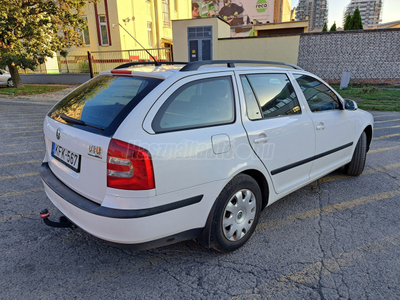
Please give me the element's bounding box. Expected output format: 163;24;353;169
40;61;374;252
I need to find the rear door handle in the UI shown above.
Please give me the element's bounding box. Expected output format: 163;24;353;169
254;137;269;144
316;122;325;130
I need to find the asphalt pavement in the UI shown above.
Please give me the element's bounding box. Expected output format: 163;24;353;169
0;94;399;300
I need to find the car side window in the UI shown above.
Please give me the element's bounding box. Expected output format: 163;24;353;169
242;73;301;119
294;74;341;112
152;76;235;133
240;76;262;120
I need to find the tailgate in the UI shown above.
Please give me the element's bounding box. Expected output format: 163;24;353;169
44;117;110;204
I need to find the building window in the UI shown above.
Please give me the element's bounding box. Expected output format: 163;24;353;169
82;16;90;46
162;0;170;27
147;22;153;48
99;15;109;46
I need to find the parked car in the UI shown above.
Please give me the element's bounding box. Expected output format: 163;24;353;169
0;70;13;87
40;60;374;252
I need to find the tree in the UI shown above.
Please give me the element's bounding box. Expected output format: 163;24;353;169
352;7;363;30
330;22;337;32
344;7;363;31
0;0;96;88
60;49;69;73
344;14;352;30
322;22;328;32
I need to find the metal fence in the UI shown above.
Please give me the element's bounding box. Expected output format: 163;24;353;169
58;55;89;73
25;47;173;75
90;48;173;74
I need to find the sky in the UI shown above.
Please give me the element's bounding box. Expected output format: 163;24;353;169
291;0;400;28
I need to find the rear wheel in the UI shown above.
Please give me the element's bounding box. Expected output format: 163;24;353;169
210;174;261;252
7;78;14;87
345;131;367;176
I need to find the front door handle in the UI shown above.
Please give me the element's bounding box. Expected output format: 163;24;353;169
254;137;269;144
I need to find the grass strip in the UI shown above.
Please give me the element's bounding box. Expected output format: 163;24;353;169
332;85;400;111
0;85;67;96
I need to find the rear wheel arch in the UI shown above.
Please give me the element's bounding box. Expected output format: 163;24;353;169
241;169;270;210
209;174;262;252
196;169;270;249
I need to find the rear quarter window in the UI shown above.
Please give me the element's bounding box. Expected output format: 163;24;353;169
48;75;162;136
152;76;235;133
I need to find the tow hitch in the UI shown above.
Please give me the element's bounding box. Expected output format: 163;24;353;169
40;209;75;228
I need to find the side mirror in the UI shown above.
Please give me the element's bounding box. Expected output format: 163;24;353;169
0;70;4;75
345;99;358;110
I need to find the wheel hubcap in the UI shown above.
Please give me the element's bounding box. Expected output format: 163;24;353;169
222;189;257;241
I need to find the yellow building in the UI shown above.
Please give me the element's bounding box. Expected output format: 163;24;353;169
63;0;191;72
73;0;290;55
172;17;306;64
56;0;295;73
273;0;292;23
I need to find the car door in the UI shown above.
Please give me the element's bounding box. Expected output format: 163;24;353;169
291;74;356;179
142;72;254;196
236;71;315;195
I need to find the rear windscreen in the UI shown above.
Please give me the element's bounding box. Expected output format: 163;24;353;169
48;75;162;136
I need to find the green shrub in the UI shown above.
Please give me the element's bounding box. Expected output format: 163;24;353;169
78;60;90;73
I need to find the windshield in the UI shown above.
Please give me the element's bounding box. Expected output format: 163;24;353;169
48;75;162;136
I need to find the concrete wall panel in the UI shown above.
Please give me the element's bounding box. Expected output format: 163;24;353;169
218;35;300;65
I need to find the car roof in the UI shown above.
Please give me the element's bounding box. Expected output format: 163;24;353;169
103;61;304;80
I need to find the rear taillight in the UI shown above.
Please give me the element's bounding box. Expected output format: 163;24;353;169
107;139;155;190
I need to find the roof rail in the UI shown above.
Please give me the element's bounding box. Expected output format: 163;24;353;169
114;61;188;70
179;60;303;72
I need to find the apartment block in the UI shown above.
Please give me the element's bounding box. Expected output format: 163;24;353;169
344;0;383;28
296;0;328;31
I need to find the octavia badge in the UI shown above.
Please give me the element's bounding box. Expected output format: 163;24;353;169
56;128;61;140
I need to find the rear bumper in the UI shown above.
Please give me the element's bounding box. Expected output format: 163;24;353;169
40;162;204;249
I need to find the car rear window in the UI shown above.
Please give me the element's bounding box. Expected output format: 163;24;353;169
48;75;162;136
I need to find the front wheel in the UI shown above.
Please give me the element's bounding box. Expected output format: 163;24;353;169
345;131;367;176
210;174;262;253
7;78;14;87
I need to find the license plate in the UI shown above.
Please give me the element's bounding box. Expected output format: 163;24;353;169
51;142;81;173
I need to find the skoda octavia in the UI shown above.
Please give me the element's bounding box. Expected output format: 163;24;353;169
40;61;374;252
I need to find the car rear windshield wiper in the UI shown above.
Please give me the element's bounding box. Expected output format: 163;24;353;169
60;113;104;131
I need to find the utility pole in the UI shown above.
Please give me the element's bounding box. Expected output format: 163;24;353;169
153;0;161;60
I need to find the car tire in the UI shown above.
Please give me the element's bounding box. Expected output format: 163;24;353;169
7;78;14;87
345;131;367;176
210;174;262;253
